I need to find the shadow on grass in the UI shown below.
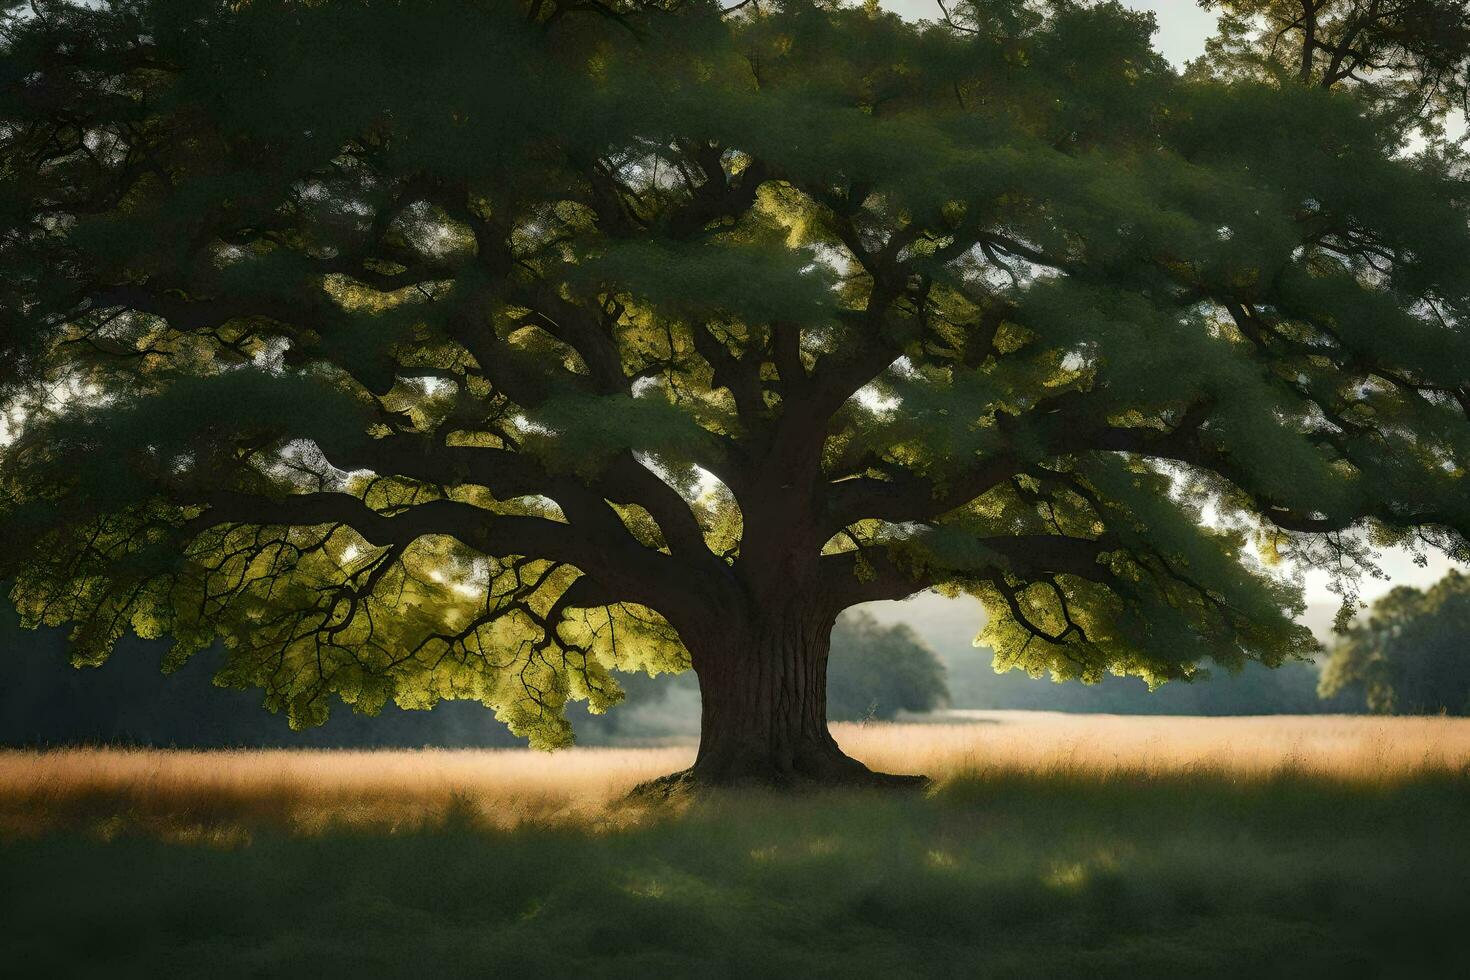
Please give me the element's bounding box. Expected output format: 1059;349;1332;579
3;771;1468;978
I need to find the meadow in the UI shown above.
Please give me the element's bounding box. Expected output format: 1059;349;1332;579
4;713;1470;978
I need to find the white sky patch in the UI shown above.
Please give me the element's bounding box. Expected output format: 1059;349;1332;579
1299;550;1462;609
853;382;901;415
251;336;290;373
961;241;1060;292
634;451;728;504
214;243;248;266
0;374;114;448
850;356;913;415
692;465;732;505
890;355;919;378
406;375;450;397
0;405;23;448
254;439;372;492
511;414;556;437
806;241;852;278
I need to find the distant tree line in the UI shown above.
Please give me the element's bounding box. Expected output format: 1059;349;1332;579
7;572;1469;749
941;652;1348;716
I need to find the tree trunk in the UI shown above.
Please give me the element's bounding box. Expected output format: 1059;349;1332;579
640;603;927;792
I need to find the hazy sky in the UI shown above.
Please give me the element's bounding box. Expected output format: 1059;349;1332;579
861;0;1468;637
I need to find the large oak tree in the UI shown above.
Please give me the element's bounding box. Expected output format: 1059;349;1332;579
2;0;1468;786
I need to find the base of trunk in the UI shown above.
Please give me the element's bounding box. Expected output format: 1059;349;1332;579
629;740;929;798
630;768;930;799
652;600;929;796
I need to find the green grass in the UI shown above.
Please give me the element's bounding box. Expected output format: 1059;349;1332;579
3;771;1468;978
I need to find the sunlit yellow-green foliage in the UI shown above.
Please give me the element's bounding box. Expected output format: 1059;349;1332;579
1;0;1468;746
8;488;687;746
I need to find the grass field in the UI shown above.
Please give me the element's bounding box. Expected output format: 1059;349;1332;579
4;713;1469;978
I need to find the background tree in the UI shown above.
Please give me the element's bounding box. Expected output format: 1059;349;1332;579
2;0;1469;787
1320;571;1470;714
826;612;948;721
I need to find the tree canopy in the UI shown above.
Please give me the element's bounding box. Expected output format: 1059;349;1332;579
2;0;1468;778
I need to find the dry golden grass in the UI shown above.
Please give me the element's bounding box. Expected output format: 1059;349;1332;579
845;710;1470;780
4;712;1468;839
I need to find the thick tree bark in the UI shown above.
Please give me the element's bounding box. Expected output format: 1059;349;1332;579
639;602;927;792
